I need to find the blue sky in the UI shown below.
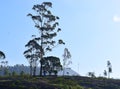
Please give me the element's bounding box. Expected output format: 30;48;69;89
1;0;120;78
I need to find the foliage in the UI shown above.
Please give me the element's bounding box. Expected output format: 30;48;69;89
4;68;9;76
12;71;18;76
88;72;95;78
42;56;62;76
20;71;25;76
103;70;107;77
1;76;120;89
0;60;9;76
0;51;5;59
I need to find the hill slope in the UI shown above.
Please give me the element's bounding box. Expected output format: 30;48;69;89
0;76;120;89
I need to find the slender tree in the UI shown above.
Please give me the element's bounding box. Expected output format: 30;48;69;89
62;48;71;76
107;60;112;78
27;2;65;76
24;39;39;76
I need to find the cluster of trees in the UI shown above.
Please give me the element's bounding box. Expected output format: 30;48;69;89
0;52;21;77
88;60;112;78
88;72;95;78
24;2;65;76
0;1;114;79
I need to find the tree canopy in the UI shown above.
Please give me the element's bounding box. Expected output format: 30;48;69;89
42;56;62;75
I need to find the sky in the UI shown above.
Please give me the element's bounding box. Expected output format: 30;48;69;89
1;0;120;78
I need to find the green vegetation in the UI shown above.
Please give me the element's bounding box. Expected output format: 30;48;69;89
0;76;84;89
0;76;120;89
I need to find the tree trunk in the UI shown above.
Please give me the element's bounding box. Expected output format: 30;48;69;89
108;72;110;78
30;65;32;76
39;31;44;77
33;66;36;77
63;67;65;76
40;60;43;76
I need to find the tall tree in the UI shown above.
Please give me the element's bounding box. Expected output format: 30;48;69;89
62;48;71;76
27;2;65;76
107;60;112;78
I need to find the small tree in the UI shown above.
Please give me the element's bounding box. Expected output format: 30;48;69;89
63;48;71;76
107;60;112;78
27;2;65;76
0;51;5;59
103;70;107;77
88;72;95;78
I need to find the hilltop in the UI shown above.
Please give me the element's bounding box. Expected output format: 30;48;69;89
0;76;120;89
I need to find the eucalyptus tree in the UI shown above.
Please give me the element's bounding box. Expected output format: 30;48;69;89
24;39;40;76
107;60;112;78
62;48;71;76
27;2;65;76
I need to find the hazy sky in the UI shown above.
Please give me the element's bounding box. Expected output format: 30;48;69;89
1;0;120;78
